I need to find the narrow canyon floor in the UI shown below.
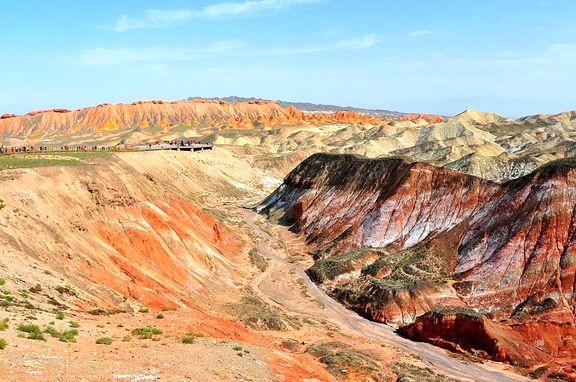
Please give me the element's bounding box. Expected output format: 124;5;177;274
0;150;530;381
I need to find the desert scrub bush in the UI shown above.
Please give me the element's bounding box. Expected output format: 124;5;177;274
69;321;80;328
156;313;164;319
161;306;177;311
17;323;46;341
138;307;149;313
96;337;112;345
44;326;78;343
53;309;65;320
122;335;132;342
132;326;162;339
1;292;14;307
391;362;457;382
19;290;29;299
280;339;301;352
248;248;269;272
226;296;288;331
306;341;386;380
55;285;76;296
0;338;6;349
0;279;5;286
181;332;204;344
0;318;8;331
57;330;78;343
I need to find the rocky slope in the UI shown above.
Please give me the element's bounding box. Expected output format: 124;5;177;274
0;99;386;143
5;100;576;185
192;107;576;183
258;153;576;376
0;151;251;311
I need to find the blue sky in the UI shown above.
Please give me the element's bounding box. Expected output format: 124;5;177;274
1;0;575;117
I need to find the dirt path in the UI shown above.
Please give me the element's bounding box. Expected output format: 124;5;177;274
243;210;529;382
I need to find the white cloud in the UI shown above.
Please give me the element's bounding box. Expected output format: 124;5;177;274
79;34;379;66
407;30;431;38
79;40;246;66
113;0;324;32
262;34;381;56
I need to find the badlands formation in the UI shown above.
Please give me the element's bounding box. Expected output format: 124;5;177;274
0;98;575;381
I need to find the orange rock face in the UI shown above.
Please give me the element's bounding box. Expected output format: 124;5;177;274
0;99;387;140
259;154;576;374
0;156;243;313
401;113;444;124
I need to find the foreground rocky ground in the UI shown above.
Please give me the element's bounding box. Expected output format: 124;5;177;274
2;99;576;380
0;149;531;381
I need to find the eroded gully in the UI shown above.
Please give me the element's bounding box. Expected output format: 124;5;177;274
243;209;528;382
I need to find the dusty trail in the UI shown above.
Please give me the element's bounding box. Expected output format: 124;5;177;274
243;210;528;382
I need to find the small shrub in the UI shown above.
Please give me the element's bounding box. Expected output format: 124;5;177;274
132;326;162;339
162;306;177;312
280;339;301;351
232;345;243;351
29;285;42;293
44;325;59;337
44;326;78;343
156;313;164;319
122;335;132;342
0;279;5;286
17;323;45;341
96;337;112;345
55;285;75;296
138;307;149;313
0;319;8;331
0;338;6;349
57;330;78;343
181;332;204;344
19;290;29;299
69;321;80;328
54;310;65;320
248;248;269;272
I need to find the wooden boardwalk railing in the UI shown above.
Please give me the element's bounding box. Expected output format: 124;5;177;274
0;143;214;154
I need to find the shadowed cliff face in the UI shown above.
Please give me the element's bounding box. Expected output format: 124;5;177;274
259;153;576;371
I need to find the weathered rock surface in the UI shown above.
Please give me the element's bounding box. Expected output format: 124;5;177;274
259;153;576;373
397;308;551;366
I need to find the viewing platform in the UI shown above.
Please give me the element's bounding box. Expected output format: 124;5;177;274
134;143;214;152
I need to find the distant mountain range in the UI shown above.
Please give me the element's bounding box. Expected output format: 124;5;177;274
188;96;404;117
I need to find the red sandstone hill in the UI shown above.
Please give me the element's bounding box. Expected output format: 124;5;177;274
0;99;390;141
258;153;576;377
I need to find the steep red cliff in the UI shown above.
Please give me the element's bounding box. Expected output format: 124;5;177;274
259;154;576;375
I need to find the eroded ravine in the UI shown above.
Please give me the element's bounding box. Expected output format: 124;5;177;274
243;209;528;382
